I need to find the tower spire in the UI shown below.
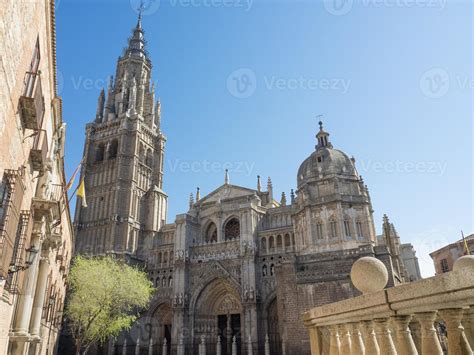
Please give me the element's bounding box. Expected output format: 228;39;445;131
124;5;148;59
224;169;230;185
316;120;333;150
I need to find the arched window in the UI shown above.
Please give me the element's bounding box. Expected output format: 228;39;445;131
155;278;159;288
356;221;363;238
157;253;162;265
316;222;324;240
262;265;268;277
284;234;291;248
162;277;166;287
276;235;283;251
344;220;352;237
269;236;275;253
261;238;267;252
139;144;145;162
95;143;105;162
224;218;240;240
163;251;168;265
270;264;275;276
108;139;118;159
145;149;153;167
330;220;338;238
168;276;173;287
205;222;218;243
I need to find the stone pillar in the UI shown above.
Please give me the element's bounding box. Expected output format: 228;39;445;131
415;312;443;355
135;338;140;355
198;336;205;355
393;315;418;355
231;336;237;355
373;318;397;355
360;320;380;355
247;334;253;355
463;307;474;349
328;325;341;355
438;308;473;355
29;258;49;337
349;322;365;355
408;320;422;354
216;336;222;355
338;324;352;354
12;237;41;335
264;334;270;355
148;338;153;355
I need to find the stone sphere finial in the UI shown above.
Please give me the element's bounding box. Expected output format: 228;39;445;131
350;257;388;294
453;255;474;271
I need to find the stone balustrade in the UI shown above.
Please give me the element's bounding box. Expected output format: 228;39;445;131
303;256;474;355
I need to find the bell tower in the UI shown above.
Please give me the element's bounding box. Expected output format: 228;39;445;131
74;15;167;256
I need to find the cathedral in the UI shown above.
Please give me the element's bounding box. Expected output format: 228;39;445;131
73;16;418;355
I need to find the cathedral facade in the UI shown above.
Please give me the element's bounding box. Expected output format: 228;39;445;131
74;17;414;355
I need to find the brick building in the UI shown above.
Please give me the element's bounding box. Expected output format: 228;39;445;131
430;234;474;274
0;0;74;354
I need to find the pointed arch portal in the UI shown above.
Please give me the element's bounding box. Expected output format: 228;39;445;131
194;278;242;355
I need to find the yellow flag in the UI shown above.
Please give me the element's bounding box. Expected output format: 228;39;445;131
462;231;470;255
76;178;87;208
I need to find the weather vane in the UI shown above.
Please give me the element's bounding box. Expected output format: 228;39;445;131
316;114;324;130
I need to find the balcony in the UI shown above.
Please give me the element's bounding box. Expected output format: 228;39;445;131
303;256;474;355
29;129;48;171
19;71;45;130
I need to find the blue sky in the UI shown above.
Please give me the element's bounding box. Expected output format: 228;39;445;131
56;0;472;277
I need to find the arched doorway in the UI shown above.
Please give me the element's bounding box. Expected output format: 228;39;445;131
151;303;172;354
193;278;242;355
267;298;282;355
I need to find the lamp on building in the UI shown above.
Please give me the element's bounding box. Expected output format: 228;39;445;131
8;245;39;274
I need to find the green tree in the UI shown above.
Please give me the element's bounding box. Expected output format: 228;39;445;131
65;256;154;355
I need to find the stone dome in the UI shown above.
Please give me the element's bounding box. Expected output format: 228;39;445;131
297;147;357;188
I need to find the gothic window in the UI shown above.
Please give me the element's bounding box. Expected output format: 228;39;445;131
284;234;291;248
261;238;267;252
330;220;338;238
224;218;240;240
356;221;363;238
108;139;118;159
163;251;168;265
162;277;166;287
316;223;324;240
270;264;275;276
139;144;145;162
262;265;268;277
269;236;275;253
205;222;218;243
344;220;352;237
157;253;162;265
95;143;105;162
168;276;173;287
155;278;159;288
145;149;153;167
440;259;449;273
276;235;283;250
